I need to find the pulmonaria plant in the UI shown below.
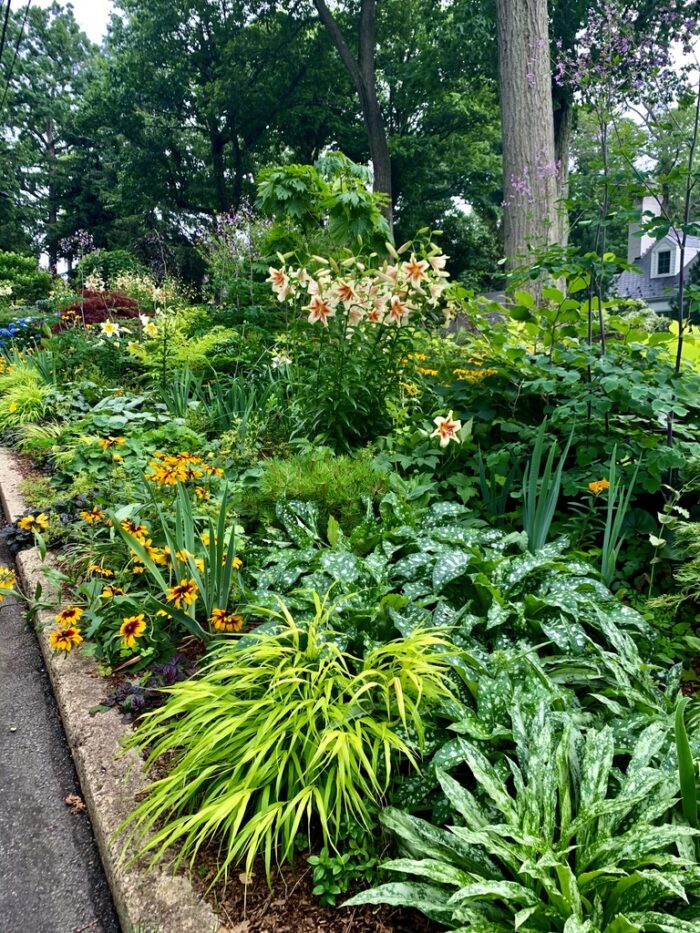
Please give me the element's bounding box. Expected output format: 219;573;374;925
266;242;453;449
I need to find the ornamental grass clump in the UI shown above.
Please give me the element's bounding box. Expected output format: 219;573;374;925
120;594;458;882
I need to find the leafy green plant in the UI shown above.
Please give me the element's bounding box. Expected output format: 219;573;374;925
116;482;241;640
120;597;458;881
241;448;388;532
0;250;52;303
601;447;640;585
521;420;572;553
308;823;380;906
349;708;700;931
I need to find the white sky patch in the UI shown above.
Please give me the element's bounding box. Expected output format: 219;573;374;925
31;0;115;44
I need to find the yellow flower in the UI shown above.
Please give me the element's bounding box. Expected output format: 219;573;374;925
416;367;438;377
80;507;106;524
8;401;17;413
121;519;148;541
18;513;49;533
55;606;84;625
119;614;147;649
399;381;419;397
232;556;243;571
113;453;124;463
210;608;243;633
0;567;16;591
155;608;172;620
87;563;114;577
49;626;83;652
100;585;126;599
166;578;198;609
588;479;610;496
195;486;211;500
99;436;125;450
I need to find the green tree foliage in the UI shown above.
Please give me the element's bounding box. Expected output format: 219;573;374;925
3;2;96;267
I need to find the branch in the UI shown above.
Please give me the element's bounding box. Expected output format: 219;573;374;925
312;0;364;96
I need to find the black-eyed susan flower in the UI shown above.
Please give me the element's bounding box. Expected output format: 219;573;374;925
55;606;84;625
210;608;243;633
100;585;126;599
99;436;125;450
87;563;114;578
121;519;148;540
80;506;106;524
588;479;610;496
18;513;49;533
119;614;146;649
49;626;83;652
0;567;16;599
166;578;198;609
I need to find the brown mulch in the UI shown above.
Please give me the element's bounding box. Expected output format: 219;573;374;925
193;856;440;933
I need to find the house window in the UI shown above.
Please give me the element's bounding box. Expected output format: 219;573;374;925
657;250;672;275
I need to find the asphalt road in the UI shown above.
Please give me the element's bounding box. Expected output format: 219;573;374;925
0;541;120;933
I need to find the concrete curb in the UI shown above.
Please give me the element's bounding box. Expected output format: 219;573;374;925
0;449;221;933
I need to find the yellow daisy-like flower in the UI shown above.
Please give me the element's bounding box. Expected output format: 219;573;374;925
113;453;124;463
87;563;114;578
0;567;16;591
99;436;125;450
131;561;146;574
195;486;211;500
55;606;84;625
100;585;126;599
399;381;419;397
416;367;438;377
232;556;243;571
49;626;83;652
18;513;49;533
121;519;148;541
155;608;172;620
119;614;147;649
166;578;199;609
80;507;105;524
8;401;17;414
210;608;244;633
588;479;610;496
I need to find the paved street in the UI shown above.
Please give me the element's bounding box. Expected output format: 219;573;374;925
0;541;119;933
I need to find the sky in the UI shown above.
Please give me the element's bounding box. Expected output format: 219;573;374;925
33;0;114;44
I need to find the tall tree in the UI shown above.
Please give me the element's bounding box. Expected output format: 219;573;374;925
312;0;393;228
4;2;96;268
496;0;562;268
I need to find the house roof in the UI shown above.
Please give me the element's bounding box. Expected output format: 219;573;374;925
616;236;700;304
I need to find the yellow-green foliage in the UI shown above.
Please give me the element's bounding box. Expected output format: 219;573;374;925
0;368;51;428
18;476;56;509
240;448;388;531
121;596;457;882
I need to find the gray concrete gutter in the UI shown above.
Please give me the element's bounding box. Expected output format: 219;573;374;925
0;448;221;933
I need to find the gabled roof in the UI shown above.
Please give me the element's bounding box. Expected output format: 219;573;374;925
616;236;700;303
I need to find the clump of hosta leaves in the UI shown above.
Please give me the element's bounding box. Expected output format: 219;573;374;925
119;593;461;882
348;704;700;932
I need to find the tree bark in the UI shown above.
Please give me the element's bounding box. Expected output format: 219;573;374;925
496;0;563;269
553;94;571;246
313;0;393;230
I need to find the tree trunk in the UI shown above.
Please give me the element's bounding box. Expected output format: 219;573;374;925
313;0;393;231
553;94;572;246
496;0;563;269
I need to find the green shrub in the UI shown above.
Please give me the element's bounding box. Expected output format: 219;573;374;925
240;449;388;531
349;708;700;931
120;597;457;881
18;476;56;509
74;249;146;285
0;250;52;304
